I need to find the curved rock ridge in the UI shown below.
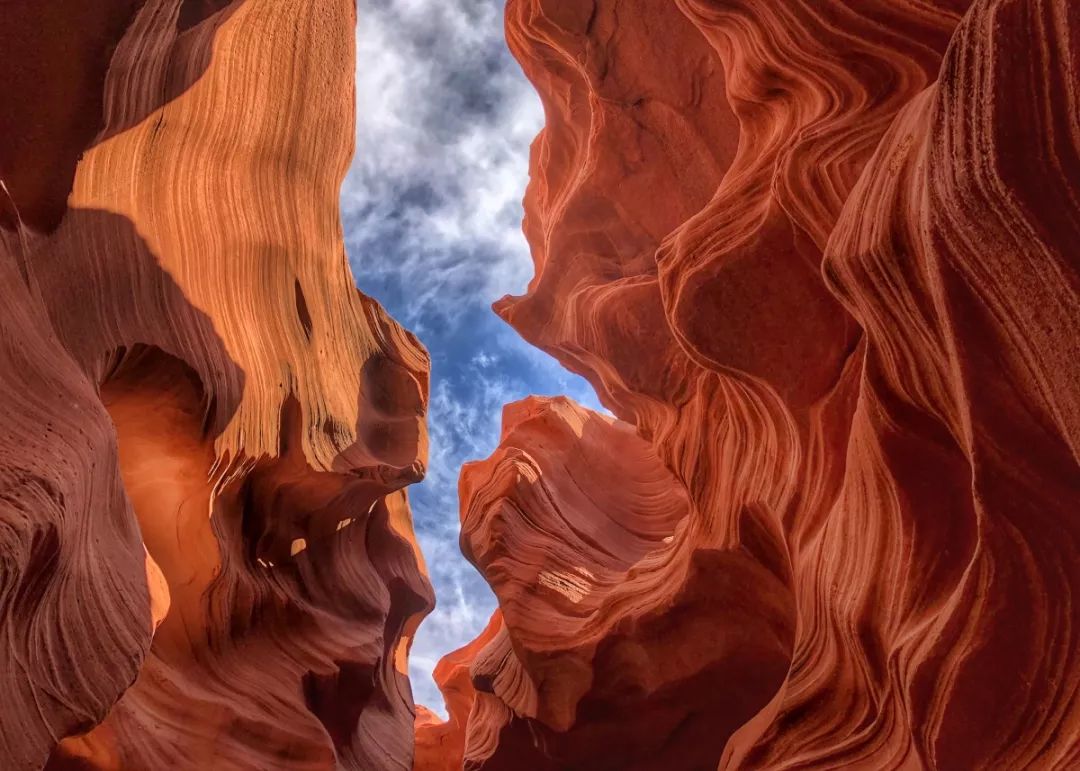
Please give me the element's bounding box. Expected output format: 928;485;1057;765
416;0;1080;769
414;611;506;771
418;394;795;770
1;1;432;768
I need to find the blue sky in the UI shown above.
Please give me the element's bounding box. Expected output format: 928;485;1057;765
341;0;601;713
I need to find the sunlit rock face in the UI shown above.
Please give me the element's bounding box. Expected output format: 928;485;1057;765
0;1;432;768
416;0;1080;769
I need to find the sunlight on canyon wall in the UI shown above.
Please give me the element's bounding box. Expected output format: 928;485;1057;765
0;0;1077;770
414;0;1080;769
1;2;432;768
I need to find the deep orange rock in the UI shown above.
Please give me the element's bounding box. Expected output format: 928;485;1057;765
3;0;1078;768
1;1;432;768
413;612;507;771
416;0;1080;769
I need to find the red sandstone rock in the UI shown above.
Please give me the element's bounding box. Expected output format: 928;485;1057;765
1;1;431;768
416;0;1080;769
413;612;507;771
3;0;1078;768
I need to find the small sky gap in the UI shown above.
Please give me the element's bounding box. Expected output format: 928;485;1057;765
344;0;603;713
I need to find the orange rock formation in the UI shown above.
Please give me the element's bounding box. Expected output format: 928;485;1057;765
416;0;1080;769
1;1;432;768
3;0;1078;768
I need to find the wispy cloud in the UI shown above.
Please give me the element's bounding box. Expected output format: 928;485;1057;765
345;0;542;335
343;0;601;715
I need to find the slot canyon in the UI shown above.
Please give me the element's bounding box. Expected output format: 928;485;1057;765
1;0;1078;770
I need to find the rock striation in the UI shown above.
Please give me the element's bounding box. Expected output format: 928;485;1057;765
416;0;1080;769
1;1;432;769
3;0;1079;768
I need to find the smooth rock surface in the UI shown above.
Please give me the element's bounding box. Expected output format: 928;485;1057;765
1;1;432;768
416;0;1080;768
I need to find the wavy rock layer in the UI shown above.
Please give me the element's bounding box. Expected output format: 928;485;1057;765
1;1;432;769
417;0;1080;769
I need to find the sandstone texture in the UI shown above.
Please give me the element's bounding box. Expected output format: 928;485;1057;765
416;0;1080;769
3;0;1079;768
1;1;432;768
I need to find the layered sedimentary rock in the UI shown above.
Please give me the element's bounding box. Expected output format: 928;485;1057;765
413;612;507;771
417;0;1080;769
1;1;432;769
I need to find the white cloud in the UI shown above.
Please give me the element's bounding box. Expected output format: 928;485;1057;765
345;0;603;719
405;361;518;713
346;0;543;332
